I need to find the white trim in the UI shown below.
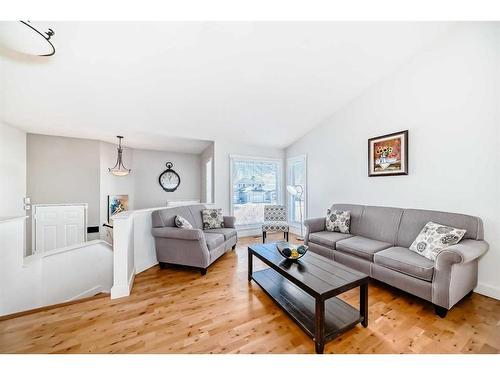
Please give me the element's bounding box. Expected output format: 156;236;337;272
229;154;284;226
475;282;500;300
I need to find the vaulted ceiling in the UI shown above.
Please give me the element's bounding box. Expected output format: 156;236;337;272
0;21;453;151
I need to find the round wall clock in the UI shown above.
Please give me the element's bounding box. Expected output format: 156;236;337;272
159;162;181;192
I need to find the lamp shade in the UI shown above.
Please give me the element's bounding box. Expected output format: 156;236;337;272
0;21;55;56
286;185;298;196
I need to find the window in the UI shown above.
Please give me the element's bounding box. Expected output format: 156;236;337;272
230;155;282;226
287;155;306;226
205;157;213;203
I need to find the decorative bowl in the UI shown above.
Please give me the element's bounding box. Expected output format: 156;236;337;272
276;241;308;261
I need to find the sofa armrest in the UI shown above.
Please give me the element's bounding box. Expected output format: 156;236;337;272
432;239;488;309
304;217;325;233
223;216;236;228
151;227;204;241
435;240;489;270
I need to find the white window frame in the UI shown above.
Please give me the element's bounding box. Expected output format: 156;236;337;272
286;154;307;228
229;154;283;229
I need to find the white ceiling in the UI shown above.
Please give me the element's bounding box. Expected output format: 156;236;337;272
0;21;453;151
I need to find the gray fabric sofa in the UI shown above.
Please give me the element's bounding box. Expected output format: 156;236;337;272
151;204;237;275
304;204;488;317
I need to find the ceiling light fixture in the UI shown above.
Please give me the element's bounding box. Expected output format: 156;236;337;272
109;136;131;176
0;20;55;56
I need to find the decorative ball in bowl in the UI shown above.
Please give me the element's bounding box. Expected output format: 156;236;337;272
276;241;308;261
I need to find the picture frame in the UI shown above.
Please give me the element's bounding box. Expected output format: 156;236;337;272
107;194;129;223
368;130;408;177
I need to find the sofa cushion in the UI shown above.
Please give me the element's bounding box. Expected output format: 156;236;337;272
374;246;434;281
325;209;350;234
356;205;403;244
396;208;483;248
202;208;225;229
204;228;237;241
336;236;392;261
329;204;364;235
175;215;193;229
204;232;225;250
309;231;352;248
409;221;466;261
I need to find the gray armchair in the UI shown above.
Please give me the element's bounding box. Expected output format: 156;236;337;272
151;204;237;275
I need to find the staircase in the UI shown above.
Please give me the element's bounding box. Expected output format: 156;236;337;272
0;217;113;317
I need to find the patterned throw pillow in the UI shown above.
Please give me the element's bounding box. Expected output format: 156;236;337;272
174;215;193;229
409;221;466;261
325;209;351;234
202;208;225;229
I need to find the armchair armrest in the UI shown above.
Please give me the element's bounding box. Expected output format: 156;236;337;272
223;216;236;228
151;227;204;241
304;217;325;234
435;240;489;270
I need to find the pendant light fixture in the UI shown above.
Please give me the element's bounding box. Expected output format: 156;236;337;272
0;21;56;56
109;136;131;176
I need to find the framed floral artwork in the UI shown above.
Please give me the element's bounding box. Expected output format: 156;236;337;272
368;130;408;177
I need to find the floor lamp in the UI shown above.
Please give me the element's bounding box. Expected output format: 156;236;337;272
286;184;304;241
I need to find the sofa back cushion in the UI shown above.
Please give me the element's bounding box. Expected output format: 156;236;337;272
152;204;206;229
329;204;364;235
356;205;404;244
396;209;484;248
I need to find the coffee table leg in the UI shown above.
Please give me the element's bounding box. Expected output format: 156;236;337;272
315;298;325;354
360;282;368;328
248;250;253;282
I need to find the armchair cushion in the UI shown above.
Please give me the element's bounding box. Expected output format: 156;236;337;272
151;227;203;241
204;228;237;241
204;233;225;250
262;221;289;232
175;215;193;229
223;215;236;228
202;208;225;229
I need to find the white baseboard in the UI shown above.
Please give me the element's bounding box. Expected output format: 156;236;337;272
68;285;104;301
128;268;135;292
110;268;136;299
475;282;500;300
135;260;159;274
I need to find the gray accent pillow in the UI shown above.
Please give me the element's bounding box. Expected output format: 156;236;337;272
202;208;225;229
326;209;350;234
409;221;466;261
174;215;193;229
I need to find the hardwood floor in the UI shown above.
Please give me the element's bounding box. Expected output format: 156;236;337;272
1;233;499;354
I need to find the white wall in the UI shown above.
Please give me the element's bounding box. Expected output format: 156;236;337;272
99;141;135;241
286;23;500;299
0;121;26;218
26;134;101;251
133;148;202;209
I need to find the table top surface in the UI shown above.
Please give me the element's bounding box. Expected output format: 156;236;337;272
248;242;369;298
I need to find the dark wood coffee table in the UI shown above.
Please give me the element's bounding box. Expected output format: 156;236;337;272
248;243;369;353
